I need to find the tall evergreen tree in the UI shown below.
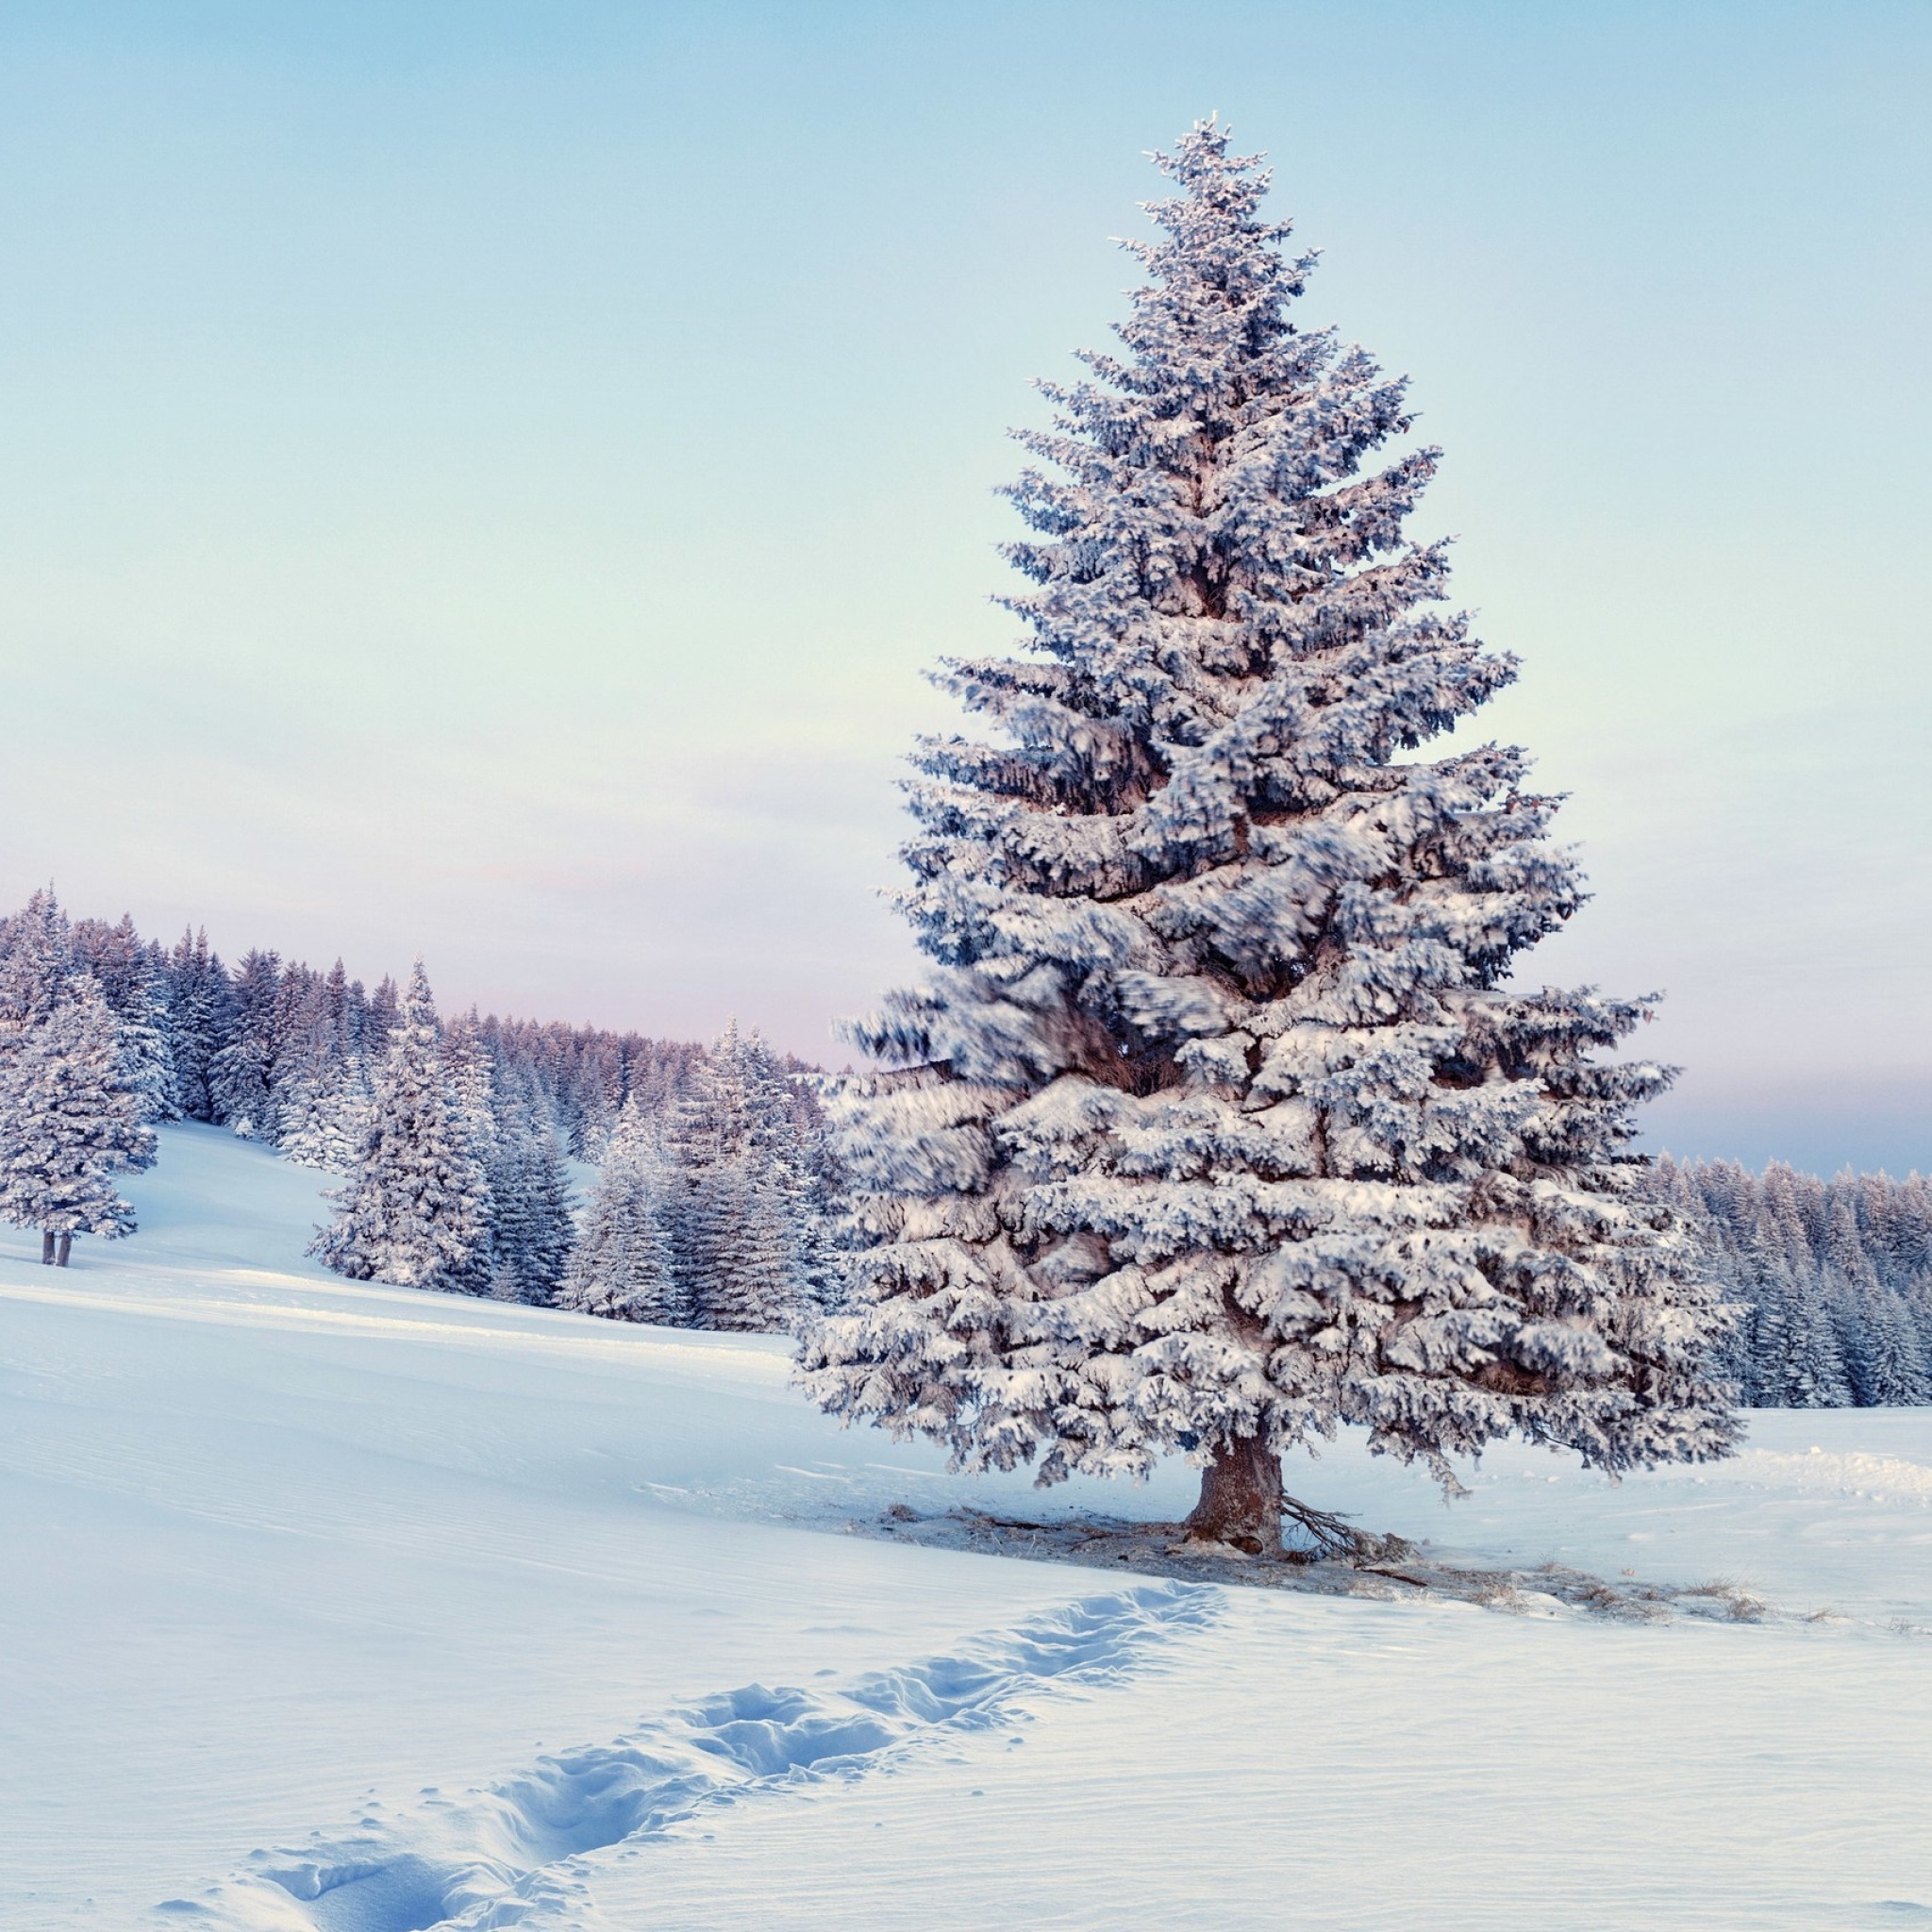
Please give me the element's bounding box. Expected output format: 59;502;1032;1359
42;910;178;1124
166;927;237;1123
803;125;1737;1551
209;948;283;1138
310;961;487;1290
0;887;74;1029
68;913;143;1008
665;1023;808;1332
365;974;400;1054
1843;1276;1929;1407
304;958;375;1172
0;974;157;1264
121;962;183;1125
485;1097;576;1304
561;1095;683;1323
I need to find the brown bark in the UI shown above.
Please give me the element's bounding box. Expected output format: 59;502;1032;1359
1186;1433;1391;1562
41;1230;56;1266
56;1231;72;1267
1185;1433;1285;1555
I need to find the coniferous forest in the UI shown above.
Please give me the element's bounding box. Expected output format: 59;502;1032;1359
1;883;1926;1391
0;129;1924;1411
0;886;834;1329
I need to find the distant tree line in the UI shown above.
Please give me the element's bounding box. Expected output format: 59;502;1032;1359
8;885;1924;1382
0;888;836;1326
1660;1158;1932;1407
66;905;708;1165
313;959;836;1328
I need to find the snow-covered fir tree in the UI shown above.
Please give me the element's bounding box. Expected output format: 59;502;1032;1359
71;915;181;1124
439;1010;499;1171
365;973;400;1053
0;972;156;1264
1840;1274;1928;1407
484;1094;576;1304
310;960;488;1291
275;964;375;1174
664;1022;810;1332
288;960;377;1174
208;948;282;1140
166;927;237;1123
560;1095;682;1322
0;888;74;1031
802;123;1738;1552
117;964;182;1125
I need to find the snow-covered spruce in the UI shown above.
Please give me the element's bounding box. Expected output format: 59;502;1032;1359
309;960;489;1291
1662;1157;1932;1407
560;1094;684;1322
69;912;180;1124
801;122;1739;1555
664;1021;813;1332
0;891;157;1264
483;1090;577;1305
164;925;237;1124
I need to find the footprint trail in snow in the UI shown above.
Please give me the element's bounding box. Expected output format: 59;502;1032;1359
159;1582;1216;1931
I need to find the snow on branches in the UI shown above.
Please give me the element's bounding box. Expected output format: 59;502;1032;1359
802;122;1739;1549
0;889;157;1262
310;961;490;1291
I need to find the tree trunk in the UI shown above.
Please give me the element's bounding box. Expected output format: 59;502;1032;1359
1185;1433;1284;1554
55;1232;72;1268
41;1230;56;1266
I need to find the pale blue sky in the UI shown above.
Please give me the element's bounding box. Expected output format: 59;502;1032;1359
1;2;1926;1172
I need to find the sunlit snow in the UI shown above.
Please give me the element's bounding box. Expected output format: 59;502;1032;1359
3;1125;1929;1928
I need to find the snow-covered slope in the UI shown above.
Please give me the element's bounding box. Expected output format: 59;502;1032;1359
2;1125;1930;1929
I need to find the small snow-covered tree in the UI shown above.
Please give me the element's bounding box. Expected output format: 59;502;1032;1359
665;1022;808;1332
485;1099;576;1304
1657;1156;1757;1401
440;1010;498;1163
1749;1201;1851;1407
69;914;181;1124
802;123;1738;1551
310;960;487;1291
364;973;400;1053
1841;1276;1928;1407
0;973;156;1264
561;1099;681;1322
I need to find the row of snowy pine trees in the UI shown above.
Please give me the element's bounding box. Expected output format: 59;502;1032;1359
2;870;1924;1371
312;960;834;1328
560;1020;837;1327
1658;1158;1932;1407
0;888;833;1326
0;888;702;1164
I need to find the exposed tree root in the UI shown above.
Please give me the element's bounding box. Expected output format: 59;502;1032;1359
1277;1493;1415;1566
863;1503;1781;1626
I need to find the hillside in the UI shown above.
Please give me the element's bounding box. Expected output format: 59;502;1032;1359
2;1126;1930;1928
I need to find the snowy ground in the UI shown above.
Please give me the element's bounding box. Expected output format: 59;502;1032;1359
3;1125;1930;1930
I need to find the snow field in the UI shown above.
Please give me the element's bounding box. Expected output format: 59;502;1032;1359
568;1594;1932;1932
3;1125;1931;1928
186;1585;1215;1930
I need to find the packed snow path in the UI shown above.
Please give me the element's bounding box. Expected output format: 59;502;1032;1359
182;1586;1215;1931
3;1126;1931;1928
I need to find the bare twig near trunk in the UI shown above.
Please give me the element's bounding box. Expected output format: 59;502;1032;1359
1187;1433;1408;1564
